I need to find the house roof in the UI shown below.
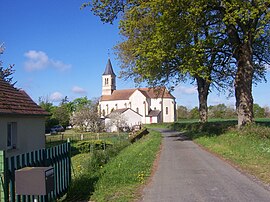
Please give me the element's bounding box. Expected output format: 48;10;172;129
100;87;175;101
106;108;142;118
0;78;49;116
147;110;161;117
103;59;116;76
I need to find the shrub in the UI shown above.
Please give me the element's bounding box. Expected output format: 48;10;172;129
231;124;270;139
76;140;113;153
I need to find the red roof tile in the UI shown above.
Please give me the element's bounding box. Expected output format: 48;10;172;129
100;87;174;101
0;78;49;116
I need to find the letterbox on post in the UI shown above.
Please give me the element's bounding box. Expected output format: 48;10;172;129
15;167;54;195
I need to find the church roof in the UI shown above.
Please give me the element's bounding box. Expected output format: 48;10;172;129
100;87;175;101
0;78;49;116
103;59;116;76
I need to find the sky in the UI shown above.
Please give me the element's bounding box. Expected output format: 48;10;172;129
1;0;269;109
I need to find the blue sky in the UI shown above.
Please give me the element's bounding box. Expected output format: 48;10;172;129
1;0;269;109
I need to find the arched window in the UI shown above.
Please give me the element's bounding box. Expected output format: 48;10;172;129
102;109;105;117
136;107;139;113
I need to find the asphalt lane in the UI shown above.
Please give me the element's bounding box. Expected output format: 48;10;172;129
141;129;270;202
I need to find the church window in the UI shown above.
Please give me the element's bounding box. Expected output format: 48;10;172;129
102;110;105;117
136;107;139;113
115;104;118;109
166;107;169;115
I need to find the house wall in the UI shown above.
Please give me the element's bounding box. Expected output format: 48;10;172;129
123;109;142;127
105;109;142;132
0;116;46;157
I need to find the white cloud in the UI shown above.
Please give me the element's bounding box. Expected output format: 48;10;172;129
24;50;71;72
175;85;197;95
49;92;64;102
71;86;87;95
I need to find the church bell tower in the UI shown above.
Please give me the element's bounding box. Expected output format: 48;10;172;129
102;59;116;95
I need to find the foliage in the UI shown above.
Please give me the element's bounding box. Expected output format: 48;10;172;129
71;103;103;132
76;139;113;153
52;104;70;128
85;0;270;127
253;103;265;118
0;43;15;85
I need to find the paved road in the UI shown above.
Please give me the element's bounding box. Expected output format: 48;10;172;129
141;129;270;202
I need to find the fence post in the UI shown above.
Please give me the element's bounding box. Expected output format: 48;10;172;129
0;151;6;202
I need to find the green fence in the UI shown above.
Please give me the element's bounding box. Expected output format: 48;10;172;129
0;140;71;202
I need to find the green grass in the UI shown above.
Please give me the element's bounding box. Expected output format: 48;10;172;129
90;130;162;202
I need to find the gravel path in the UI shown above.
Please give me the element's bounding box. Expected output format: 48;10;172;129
141;129;270;202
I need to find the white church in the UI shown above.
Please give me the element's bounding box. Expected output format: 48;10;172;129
99;59;176;128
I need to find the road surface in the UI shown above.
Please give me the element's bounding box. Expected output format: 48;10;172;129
141;129;270;202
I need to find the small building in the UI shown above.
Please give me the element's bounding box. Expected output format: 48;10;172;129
0;78;49;157
99;59;177;125
105;108;142;132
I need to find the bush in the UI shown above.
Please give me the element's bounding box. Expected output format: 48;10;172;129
88;140;131;172
231;124;270;139
76;140;113;153
171;120;237;137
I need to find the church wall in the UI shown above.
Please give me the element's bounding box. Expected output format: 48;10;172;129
100;100;128;116
129;90;148;117
150;98;162;111
162;98;176;122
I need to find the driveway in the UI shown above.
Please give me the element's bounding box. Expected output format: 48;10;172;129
141;129;270;202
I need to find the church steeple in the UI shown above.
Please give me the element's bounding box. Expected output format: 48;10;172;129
102;59;116;96
103;59;116;76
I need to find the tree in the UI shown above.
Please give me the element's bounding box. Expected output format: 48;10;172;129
189;107;200;120
85;0;270;127
39;96;58;131
177;105;189;119
52;105;70;128
84;1;233;123
70;98;103;132
0;43;15;84
253;103;265;118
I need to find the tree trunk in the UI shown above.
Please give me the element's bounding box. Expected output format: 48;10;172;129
196;76;210;123
234;43;254;128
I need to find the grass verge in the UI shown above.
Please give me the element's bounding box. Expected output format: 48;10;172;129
90;129;162;202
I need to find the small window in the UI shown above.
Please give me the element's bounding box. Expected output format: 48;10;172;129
166;107;169;115
102;109;105;116
136;108;139;113
7;122;17;149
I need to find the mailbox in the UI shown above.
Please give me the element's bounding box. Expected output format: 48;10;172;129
15;167;54;195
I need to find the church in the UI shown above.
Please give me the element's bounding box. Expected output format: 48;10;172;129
99;59;176;125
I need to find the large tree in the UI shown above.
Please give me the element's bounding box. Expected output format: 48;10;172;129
84;0;270;127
